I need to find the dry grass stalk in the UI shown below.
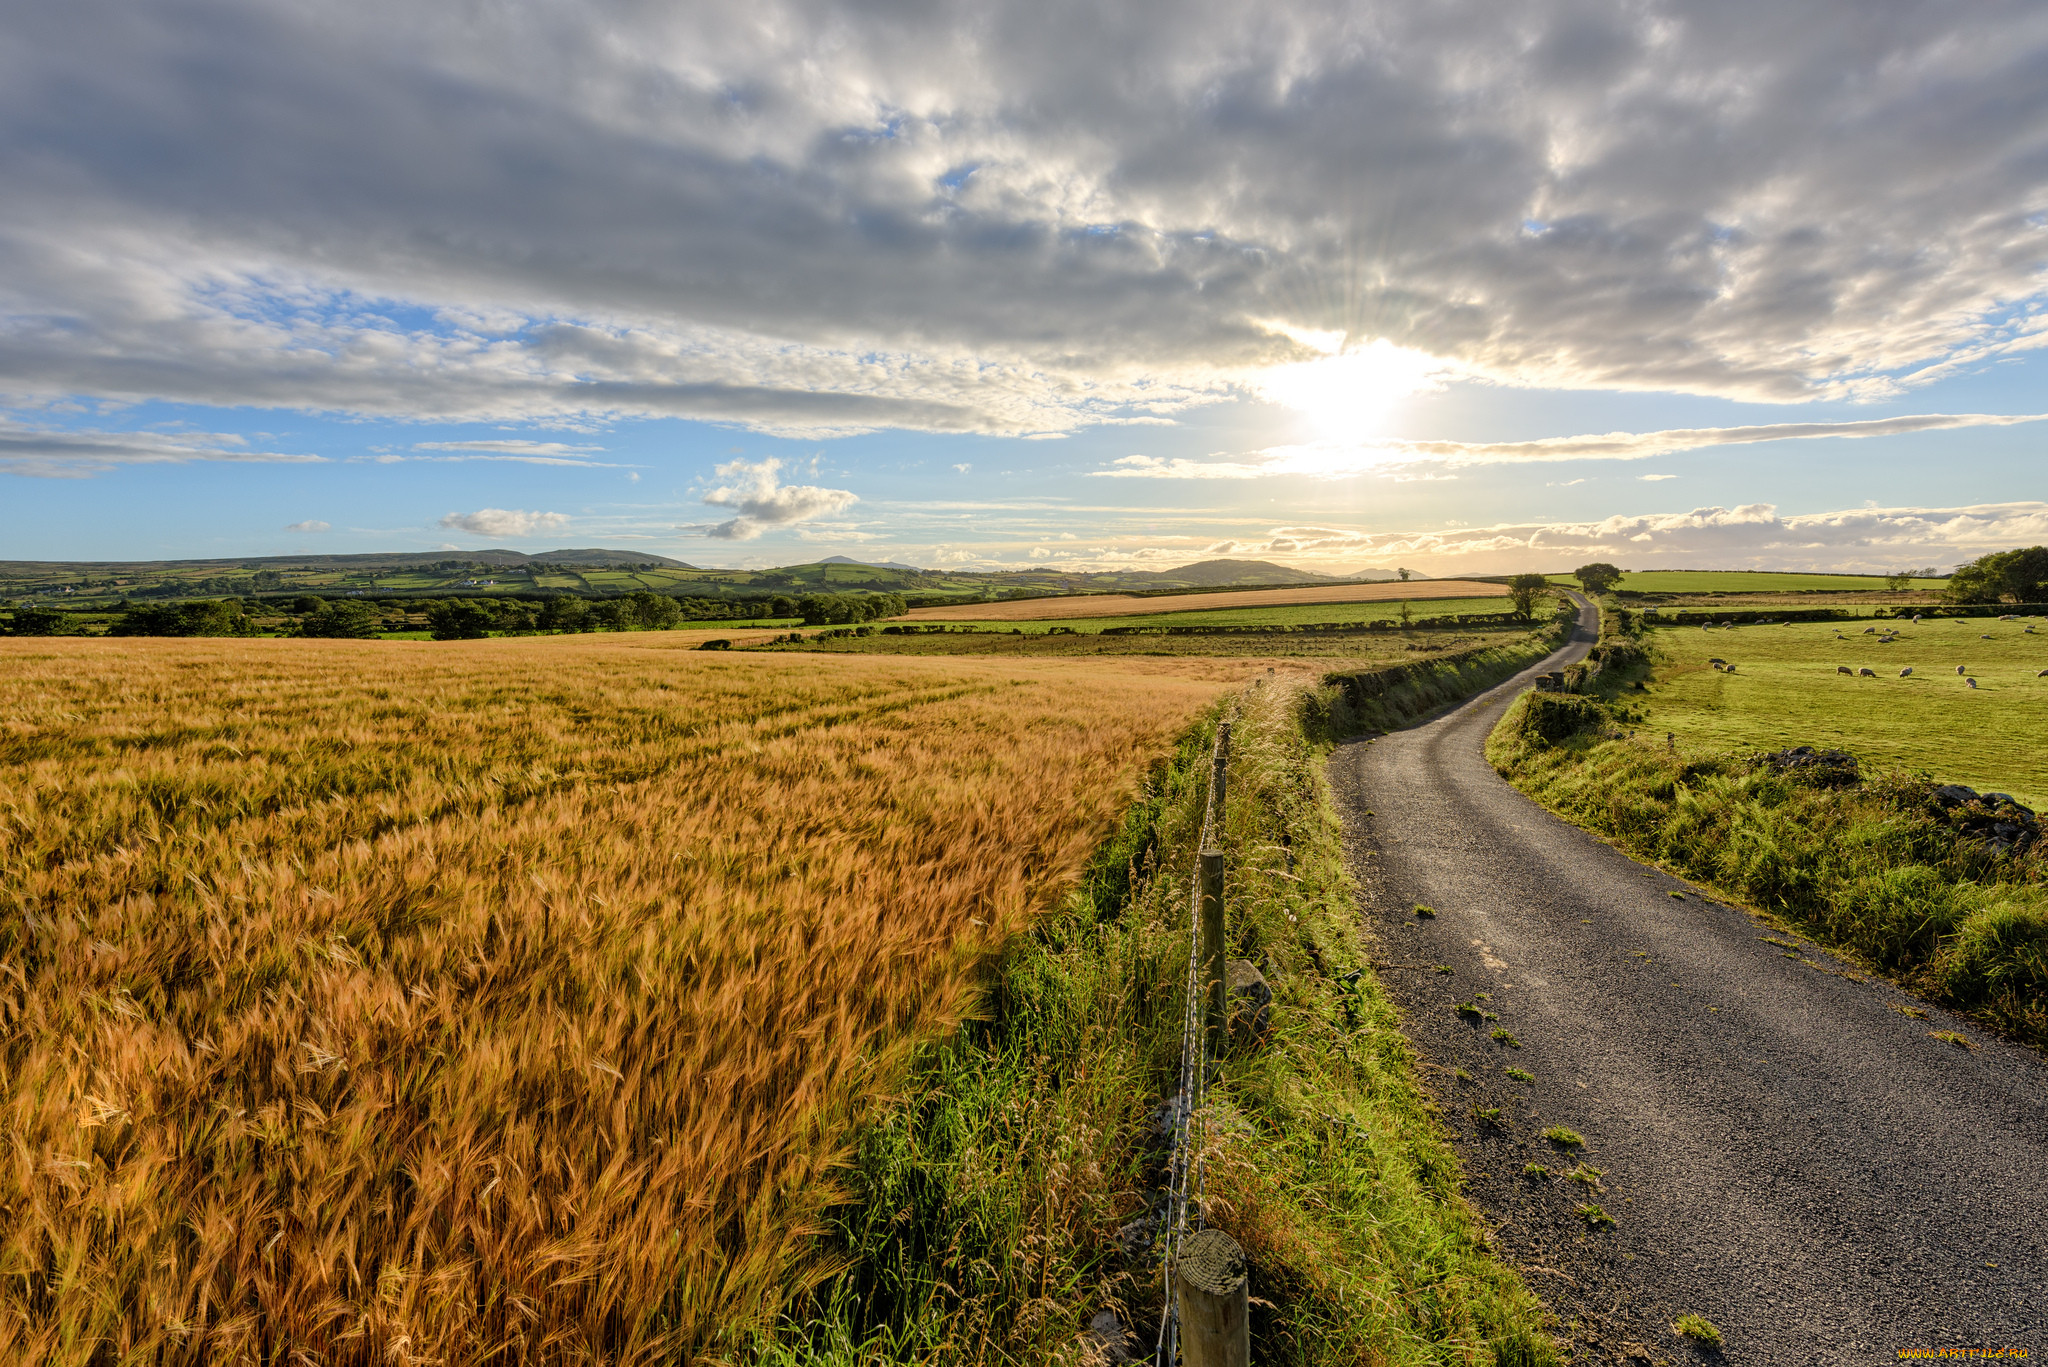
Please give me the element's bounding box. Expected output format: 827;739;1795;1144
0;636;1221;1364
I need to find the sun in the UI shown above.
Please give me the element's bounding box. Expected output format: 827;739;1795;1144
1256;337;1447;439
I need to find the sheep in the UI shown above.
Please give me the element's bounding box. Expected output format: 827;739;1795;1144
1900;667;1913;677
1863;626;1878;634
2038;669;2048;678
1967;677;1979;690
1980;634;1993;640
1913;614;1923;623
1956;664;1967;675
1724;664;1737;674
1709;657;1727;666
1837;665;1853;674
1858;667;1877;678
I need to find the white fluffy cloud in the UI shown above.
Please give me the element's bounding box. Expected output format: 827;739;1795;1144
1219;502;2048;575
687;457;859;541
1098;412;2048;479
437;508;570;537
284;519;330;532
2;1;2046;434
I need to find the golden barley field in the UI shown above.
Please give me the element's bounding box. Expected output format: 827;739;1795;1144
0;636;1224;1365
898;578;1507;622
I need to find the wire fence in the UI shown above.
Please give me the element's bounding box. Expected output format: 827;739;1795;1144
1152;718;1231;1365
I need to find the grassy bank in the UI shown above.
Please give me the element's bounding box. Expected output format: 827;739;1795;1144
1487;626;2048;1049
757;641;1568;1365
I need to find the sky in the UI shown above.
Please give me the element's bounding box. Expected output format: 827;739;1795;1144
2;0;2046;575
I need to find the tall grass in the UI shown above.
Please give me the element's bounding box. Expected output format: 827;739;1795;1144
762;666;1559;1365
0;636;1223;1364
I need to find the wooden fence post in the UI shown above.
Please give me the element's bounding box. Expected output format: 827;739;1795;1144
1200;849;1225;1054
1176;1229;1250;1367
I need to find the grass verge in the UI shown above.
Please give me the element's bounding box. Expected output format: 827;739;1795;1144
1486;619;2048;1048
757;648;1566;1365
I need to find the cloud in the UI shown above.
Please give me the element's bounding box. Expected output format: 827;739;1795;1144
3;1;2047;433
689;457;858;540
1210;502;2048;575
285;519;331;532
0;419;324;478
1638;474;1678;481
1096;413;2048;479
415;440;602;456
437;508;570;536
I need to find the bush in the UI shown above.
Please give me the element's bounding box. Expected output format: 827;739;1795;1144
6;606;80;636
1516;694;1605;744
107;601;259;637
291;600;381;639
426;600;495;640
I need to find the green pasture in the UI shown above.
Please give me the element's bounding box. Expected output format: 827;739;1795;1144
1550;570;1948;594
901;594;1515;634
1642;617;2048;805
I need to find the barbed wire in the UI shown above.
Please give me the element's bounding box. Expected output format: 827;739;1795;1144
1154;716;1231;1365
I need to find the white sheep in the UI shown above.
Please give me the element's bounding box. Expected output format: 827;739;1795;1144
1863;626;1877;634
1967;677;1979;689
1859;667;1877;678
1914;614;1923;623
2038;669;2048;678
1981;634;1993;640
1899;667;1913;677
1956;665;1967;675
1725;664;1737;674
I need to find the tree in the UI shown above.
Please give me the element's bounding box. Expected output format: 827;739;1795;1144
108;600;258;637
6;606;79;636
769;595;799;619
1573;562;1623;595
1396;567;1413;582
623;591;682;630
1946;546;2048;604
292;600;381;639
1508;573;1550;619
427;600;495;640
1884;570;1914;593
539;596;590;632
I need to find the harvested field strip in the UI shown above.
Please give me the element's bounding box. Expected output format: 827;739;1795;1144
880;595;1517;635
0;637;1223;1365
899;579;1506;622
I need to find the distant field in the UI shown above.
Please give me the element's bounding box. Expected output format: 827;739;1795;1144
889;593;1515;634
0;637;1221;1362
1553;570;1949;594
1643;617;2048;804
902;578;1506;622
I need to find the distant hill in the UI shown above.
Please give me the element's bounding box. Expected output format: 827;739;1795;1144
1134;558;1335;587
819;555;923;572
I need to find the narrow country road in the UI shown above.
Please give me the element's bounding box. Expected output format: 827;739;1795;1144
1328;594;2048;1365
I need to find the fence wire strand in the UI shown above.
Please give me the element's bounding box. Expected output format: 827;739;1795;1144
1154;716;1231;1365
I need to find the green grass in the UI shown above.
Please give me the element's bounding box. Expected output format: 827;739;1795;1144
1545;570;1948;594
1639;619;2048;806
757;667;1559;1365
1673;1313;1723;1348
893;595;1517;634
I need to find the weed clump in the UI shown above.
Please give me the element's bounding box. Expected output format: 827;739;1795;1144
1674;1313;1723;1348
1543;1126;1585;1149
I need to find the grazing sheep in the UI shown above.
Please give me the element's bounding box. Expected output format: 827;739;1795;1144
1724;664;1737;674
1900;667;1913;677
1913;614;1923;622
1981;634;1993;640
1863;626;1877;634
1967;677;1979;690
2038;669;2048;678
1957;665;1967;675
1858;667;1877;678
1837;665;1853;674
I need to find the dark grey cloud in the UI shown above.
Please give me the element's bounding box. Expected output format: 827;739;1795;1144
2;0;2046;432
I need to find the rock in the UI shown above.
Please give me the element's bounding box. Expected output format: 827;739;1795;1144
1116;1217;1153;1259
1760;746;1860;788
1227;959;1273;1046
1931;784;1980;808
1078;1308;1135;1364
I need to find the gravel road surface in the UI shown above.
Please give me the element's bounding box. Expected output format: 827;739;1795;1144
1328;594;2048;1364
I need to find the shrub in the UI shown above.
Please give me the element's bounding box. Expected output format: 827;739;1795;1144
1516;694;1605;745
107;600;259;637
291;600;381;639
5;606;80;636
426;599;495;640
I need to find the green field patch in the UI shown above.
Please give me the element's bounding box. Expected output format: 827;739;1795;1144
897;595;1518;634
1549;570;1948;594
1642;618;2048;807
